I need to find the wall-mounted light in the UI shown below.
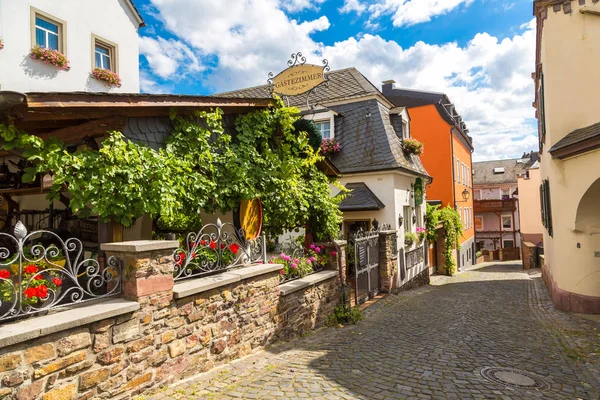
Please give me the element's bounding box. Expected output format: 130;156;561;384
457;188;470;202
372;218;379;230
398;215;403;227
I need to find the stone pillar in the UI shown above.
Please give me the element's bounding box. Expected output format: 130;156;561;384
379;230;398;293
101;240;179;301
317;240;347;284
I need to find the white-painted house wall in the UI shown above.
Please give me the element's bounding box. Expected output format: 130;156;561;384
0;0;141;93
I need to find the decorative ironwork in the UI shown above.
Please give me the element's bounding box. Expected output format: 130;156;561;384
350;228;380;305
405;246;424;270
0;222;122;323
173;219;266;281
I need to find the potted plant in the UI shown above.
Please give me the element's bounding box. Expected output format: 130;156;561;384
404;232;418;246
402;138;423;156
416;227;427;242
91;68;122;87
29;46;69;69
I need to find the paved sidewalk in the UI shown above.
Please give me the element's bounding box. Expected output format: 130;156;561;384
148;263;600;400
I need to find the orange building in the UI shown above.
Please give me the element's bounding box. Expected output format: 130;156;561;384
383;83;476;270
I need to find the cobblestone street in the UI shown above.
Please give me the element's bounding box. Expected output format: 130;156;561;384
149;263;600;400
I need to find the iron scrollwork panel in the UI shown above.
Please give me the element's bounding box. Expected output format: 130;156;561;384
405;246;424;270
0;222;122;323
173;219;266;281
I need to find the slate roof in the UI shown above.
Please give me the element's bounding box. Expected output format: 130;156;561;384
382;86;474;151
218;68;429;177
473;153;539;185
218;67;380;108
549;121;600;155
339;183;385;211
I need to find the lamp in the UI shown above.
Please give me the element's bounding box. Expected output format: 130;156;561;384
398;215;403;227
372;218;379;230
462;189;470;202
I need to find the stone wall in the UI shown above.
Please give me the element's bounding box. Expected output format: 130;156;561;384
0;241;341;400
397;267;429;293
378;231;399;293
522;241;538;270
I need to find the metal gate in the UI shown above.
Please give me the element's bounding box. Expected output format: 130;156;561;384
350;229;380;305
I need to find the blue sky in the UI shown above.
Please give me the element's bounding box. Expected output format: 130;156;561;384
135;0;537;161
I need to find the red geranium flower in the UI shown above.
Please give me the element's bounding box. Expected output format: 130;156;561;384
200;240;207;246
37;284;48;299
25;265;38;274
209;241;217;250
0;269;10;279
34;275;43;280
230;243;240;255
220;243;226;250
176;251;185;266
191;252;197;258
52;277;62;286
24;287;37;299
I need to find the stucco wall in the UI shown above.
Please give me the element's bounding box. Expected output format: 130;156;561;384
540;0;600;298
517;168;544;237
0;0;140;93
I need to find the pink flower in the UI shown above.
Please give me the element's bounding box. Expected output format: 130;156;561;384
280;270;285;275
315;247;321;253
310;257;315;262
309;244;315;250
307;259;312;264
291;263;297;269
330;251;337;256
294;259;299;263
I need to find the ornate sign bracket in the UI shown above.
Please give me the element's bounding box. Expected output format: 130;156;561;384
267;52;330;110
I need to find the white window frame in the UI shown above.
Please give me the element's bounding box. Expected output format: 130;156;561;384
502;215;513;231
31;8;67;54
314;120;332;140
306;111;336;140
456;158;460;182
402;118;410;140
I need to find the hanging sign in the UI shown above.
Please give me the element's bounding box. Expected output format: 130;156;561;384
234;198;263;240
414;177;424;206
268;52;330;97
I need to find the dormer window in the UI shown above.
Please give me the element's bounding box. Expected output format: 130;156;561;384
493;167;505;174
402;120;410;139
315;121;331;140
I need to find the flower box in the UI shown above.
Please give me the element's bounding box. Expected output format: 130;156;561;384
320;138;341;157
29;46;69;69
402;138;423;156
91;68;122;87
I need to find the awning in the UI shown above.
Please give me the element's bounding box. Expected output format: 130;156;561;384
339;182;385;212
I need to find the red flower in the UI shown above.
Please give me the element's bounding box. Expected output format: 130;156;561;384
191;252;197;259
209;241;217;250
230;243;240;255
220;243;226;250
24;287;37;299
200;240;207;246
330;251;337;257
52;277;62;286
280;270;285;275
176;252;185;266
0;269;10;279
25;265;38;274
34;275;43;280
37;285;48;299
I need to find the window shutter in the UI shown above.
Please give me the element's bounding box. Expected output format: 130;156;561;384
539;183;545;228
545;179;553;237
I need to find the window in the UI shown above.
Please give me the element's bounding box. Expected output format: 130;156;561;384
459;207;463;224
32;9;65;52
501;188;510;200
403;206;411;234
315;121;331;140
502;215;512;230
456;158;460;182
474;216;483;231
503;240;515;248
462;164;467;185
467;168;471;187
401;120;409;139
92;35;118;72
540;179;553;236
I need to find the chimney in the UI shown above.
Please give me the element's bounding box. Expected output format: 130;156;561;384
382;79;396;94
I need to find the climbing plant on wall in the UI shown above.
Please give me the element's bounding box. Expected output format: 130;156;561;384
0;100;344;240
437;206;463;276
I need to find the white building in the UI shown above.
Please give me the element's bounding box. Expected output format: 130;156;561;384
0;0;144;93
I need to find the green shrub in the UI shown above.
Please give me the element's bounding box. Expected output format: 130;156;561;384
327;305;364;326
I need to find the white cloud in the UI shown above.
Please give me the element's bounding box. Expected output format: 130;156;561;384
141;0;536;160
339;0;367;15
365;0;475;27
139;36;203;79
279;0;326;12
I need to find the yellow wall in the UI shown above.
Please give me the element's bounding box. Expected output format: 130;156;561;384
540;0;600;297
517;168;543;237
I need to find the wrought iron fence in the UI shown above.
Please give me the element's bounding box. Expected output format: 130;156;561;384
173;219;267;281
0;222;122;323
405;246;424;270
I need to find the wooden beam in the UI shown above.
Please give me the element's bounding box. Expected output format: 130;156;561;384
38;117;127;143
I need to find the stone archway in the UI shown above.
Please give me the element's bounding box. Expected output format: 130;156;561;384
575;177;600;234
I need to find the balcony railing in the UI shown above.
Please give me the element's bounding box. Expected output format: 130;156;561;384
474;198;517;213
